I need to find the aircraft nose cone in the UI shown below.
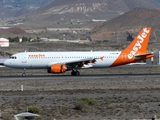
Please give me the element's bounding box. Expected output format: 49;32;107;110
4;59;10;67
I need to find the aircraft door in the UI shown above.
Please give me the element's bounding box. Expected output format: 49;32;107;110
121;53;126;62
22;52;27;63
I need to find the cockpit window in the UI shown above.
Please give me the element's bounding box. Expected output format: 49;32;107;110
9;56;17;59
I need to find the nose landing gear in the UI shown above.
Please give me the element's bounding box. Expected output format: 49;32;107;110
22;68;26;76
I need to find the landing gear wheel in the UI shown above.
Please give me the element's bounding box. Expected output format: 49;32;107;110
75;71;80;76
22;68;26;77
22;73;26;76
71;71;75;76
71;71;80;76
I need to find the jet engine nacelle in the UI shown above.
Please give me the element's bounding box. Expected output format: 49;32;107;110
48;64;67;73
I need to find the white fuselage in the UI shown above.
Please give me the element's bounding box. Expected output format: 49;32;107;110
4;51;122;69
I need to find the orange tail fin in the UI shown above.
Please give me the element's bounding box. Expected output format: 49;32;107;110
124;27;151;59
111;27;153;67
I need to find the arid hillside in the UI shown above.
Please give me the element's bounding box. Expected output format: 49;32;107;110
23;0;160;24
0;0;54;18
90;8;160;40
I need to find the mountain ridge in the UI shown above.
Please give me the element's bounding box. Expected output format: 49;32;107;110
0;0;54;18
23;0;160;24
36;0;160;14
90;8;160;40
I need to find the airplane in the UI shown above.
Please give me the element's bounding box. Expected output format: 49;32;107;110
4;27;154;76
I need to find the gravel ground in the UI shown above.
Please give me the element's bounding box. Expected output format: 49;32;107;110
0;66;160;120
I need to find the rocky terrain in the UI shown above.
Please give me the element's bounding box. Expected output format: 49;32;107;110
0;0;54;18
1;66;160;120
11;0;160;30
26;0;160;21
1;0;160;20
90;8;160;40
12;8;160;42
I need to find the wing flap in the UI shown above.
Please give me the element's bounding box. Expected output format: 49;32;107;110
66;58;94;64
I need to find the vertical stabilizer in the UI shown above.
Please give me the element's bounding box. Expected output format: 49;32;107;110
111;27;153;67
124;27;151;59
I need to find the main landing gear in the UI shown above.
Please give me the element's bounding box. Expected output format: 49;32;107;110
71;70;80;76
22;68;26;76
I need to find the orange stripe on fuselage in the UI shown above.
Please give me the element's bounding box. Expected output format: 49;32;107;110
110;27;153;67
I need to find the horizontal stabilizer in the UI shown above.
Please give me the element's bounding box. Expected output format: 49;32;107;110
134;53;154;58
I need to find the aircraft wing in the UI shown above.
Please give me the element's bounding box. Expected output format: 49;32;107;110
48;56;104;68
65;58;96;68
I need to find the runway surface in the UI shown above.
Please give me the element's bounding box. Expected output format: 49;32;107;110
0;73;160;80
0;64;160;80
